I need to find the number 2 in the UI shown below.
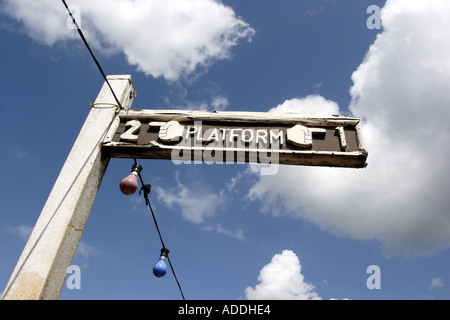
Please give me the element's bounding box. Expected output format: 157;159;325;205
120;120;141;142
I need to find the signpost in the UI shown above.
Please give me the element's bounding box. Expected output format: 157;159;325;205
1;75;367;300
103;109;367;169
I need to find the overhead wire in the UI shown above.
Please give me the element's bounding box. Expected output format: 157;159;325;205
134;160;185;300
62;0;185;300
61;0;123;110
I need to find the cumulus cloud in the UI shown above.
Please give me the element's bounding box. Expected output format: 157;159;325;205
155;171;225;224
269;95;340;115
1;0;254;81
245;250;321;300
248;0;450;256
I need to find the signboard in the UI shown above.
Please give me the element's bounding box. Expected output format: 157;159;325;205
103;109;368;168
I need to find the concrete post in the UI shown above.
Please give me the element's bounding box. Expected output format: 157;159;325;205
1;75;135;300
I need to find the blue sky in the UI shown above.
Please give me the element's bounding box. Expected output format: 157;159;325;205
1;0;450;300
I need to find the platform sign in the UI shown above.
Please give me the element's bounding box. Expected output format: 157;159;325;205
103;109;368;169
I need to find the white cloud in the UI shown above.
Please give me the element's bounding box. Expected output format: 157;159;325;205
269;95;340;115
1;0;254;81
202;223;244;241
76;241;98;260
15;147;29;159
248;0;450;256
5;224;33;241
73;241;101;268
168;92;230;111
429;277;443;291
155;172;224;224
210;95;230;111
245;250;321;300
1;0;77;45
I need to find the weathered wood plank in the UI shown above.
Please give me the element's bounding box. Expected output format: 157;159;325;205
117;109;361;126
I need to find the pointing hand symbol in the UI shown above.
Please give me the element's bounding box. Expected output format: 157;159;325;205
149;121;184;143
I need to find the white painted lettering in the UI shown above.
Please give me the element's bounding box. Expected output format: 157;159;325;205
242;128;254;143
256;129;268;145
335;126;347;150
205;128;220;143
186;125;198;139
120;120;141;142
220;128;230;141
229;128;242;143
269;129;283;147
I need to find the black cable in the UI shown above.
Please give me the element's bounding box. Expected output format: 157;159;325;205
62;0;183;300
134;159;185;300
61;0;123;110
148;199;185;301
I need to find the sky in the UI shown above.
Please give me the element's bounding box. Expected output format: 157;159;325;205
1;0;450;300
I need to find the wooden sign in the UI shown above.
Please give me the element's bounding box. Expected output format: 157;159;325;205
103;109;368;168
